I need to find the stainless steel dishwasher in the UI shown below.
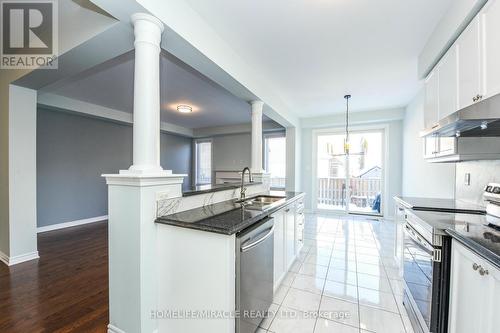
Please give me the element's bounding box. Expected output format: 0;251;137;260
236;217;274;333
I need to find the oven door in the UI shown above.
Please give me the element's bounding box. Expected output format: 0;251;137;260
403;222;436;333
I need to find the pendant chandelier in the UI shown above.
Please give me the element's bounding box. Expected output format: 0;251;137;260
344;94;351;155
327;94;365;157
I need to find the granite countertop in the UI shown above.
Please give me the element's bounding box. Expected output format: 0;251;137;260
408;210;486;232
156;191;305;235
182;182;262;197
394;196;499;269
394;196;486;214
446;220;500;270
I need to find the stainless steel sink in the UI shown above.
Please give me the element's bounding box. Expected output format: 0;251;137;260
238;195;286;210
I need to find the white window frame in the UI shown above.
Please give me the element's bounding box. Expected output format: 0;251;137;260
194;138;213;186
263;132;286;190
311;125;387;217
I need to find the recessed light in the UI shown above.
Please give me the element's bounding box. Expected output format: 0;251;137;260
177;105;193;113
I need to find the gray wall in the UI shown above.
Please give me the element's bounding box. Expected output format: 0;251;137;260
37;108;192;227
212;133;252;171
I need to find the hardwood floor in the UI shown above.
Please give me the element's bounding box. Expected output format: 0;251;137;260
0;222;108;333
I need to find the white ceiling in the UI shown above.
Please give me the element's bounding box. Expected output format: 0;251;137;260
184;0;453;117
45;51;273;129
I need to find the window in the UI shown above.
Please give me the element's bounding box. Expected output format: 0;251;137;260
264;134;286;189
195;139;212;185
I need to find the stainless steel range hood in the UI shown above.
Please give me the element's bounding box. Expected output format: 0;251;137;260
420;93;500;138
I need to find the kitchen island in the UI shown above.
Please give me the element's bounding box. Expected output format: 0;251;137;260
154;190;305;333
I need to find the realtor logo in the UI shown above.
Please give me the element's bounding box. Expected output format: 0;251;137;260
1;0;58;69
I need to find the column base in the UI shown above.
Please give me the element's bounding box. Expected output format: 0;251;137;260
120;167;172;176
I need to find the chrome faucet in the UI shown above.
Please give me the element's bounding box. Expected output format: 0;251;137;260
240;167;253;201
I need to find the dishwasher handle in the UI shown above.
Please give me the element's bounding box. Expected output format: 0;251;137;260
241;226;274;253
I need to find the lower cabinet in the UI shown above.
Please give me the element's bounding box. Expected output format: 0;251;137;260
272;197;305;290
448;240;500;333
272;210;285;290
285;206;295;269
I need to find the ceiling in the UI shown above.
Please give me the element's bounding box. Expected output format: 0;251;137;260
183;0;453;117
45;51;272;129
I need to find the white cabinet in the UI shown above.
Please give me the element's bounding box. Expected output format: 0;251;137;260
481;0;500;100
438;46;458;119
295;198;305;256
272;210;285;290
285;206;295;269
457;16;482;110
424;70;439;128
448;240;500;333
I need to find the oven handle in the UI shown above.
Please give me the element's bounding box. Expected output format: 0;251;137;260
241;226;274;252
404;222;434;254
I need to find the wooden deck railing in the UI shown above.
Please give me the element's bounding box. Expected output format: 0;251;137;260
317;177;381;208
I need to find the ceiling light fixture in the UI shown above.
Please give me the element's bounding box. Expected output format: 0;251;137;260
177;105;193;113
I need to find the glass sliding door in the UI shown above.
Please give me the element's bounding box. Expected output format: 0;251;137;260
315;129;384;216
316;133;348;211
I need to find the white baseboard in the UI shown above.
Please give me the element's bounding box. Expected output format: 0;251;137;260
0;250;39;266
37;215;108;233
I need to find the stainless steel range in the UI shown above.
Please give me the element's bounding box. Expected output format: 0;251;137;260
402;210;452;333
401;183;500;333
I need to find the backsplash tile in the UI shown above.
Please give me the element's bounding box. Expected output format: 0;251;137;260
455;160;500;206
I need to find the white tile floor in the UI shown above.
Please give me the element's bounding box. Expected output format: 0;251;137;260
259;213;414;333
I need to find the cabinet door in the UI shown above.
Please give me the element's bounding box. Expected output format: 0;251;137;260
457;17;482;110
481;0;500;100
423;136;438;158
272;211;285;288
438;46;459;119
424;70;439;128
481;259;500;333
295;209;304;255
285;206;295;269
437;137;457;156
448;241;488;333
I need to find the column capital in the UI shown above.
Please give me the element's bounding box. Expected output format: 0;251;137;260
250;100;264;112
131;13;164;47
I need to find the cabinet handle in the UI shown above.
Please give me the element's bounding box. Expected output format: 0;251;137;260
473;263;479;271
479;267;489;276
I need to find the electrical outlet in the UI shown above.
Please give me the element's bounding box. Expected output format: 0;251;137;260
464;173;471;186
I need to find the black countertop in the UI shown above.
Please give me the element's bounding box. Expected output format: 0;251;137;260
182;182;262;197
394;196;499;269
394;196;486;214
156;191;305;235
447;221;500;270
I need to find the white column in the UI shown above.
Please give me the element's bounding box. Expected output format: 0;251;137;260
125;13;167;175
251;100;264;173
103;13;187;333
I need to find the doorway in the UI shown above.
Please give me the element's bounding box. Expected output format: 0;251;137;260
313;128;384;216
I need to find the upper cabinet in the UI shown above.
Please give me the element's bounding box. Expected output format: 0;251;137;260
424;70;439;129
439;45;459;119
423;0;500;131
481;0;500;100
457;17;482;110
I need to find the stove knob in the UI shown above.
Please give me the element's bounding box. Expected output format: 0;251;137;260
493;187;500;194
486;186;493;192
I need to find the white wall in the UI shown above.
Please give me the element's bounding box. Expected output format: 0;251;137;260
300;109;404;217
402;89;455;198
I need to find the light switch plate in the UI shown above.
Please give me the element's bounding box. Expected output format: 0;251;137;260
464;173;471;186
